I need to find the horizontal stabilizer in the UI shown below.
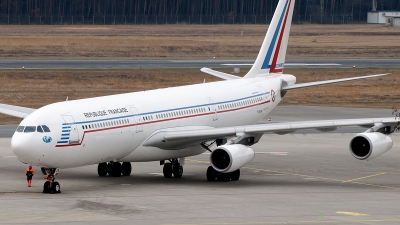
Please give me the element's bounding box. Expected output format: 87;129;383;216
0;103;36;118
282;73;389;91
200;67;241;80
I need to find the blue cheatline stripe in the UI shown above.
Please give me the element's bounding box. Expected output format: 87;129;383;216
60;92;269;125
61;134;70;136
261;0;290;70
61;137;69;140
61;130;70;132
57;141;68;144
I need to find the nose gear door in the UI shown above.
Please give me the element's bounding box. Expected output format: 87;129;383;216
61;115;80;144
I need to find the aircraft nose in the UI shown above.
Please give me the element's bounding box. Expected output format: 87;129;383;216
11;134;36;164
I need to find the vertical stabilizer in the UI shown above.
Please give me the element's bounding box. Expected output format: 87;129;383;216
244;0;295;78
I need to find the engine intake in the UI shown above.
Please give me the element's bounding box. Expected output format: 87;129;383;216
350;132;393;160
210;144;255;173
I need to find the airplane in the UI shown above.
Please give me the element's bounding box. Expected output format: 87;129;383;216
1;0;398;194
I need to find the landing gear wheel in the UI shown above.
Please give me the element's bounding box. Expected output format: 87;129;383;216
50;182;61;194
42;168;61;194
121;162;132;176
97;163;107;177
173;165;183;178
207;166;216;181
217;173;230;182
111;162;122;177
230;169;240;181
43;181;50;193
163;163;173;178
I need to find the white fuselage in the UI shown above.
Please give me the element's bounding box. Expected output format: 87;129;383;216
11;74;296;169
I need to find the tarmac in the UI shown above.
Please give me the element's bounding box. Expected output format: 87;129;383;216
1;106;400;224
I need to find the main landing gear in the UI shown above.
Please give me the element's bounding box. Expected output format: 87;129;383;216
161;158;183;178
206;166;240;182
41;168;61;194
97;162;132;177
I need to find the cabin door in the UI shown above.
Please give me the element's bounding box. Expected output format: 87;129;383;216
62;115;80;144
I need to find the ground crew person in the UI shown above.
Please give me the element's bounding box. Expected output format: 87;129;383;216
25;166;35;187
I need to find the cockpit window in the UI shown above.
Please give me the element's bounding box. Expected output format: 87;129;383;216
24;126;36;133
41;125;51;132
37;126;44;133
16;126;25;132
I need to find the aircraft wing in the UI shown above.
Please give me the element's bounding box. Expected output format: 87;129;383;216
0;103;36;118
200;67;241;80
282;73;389;91
143;117;399;149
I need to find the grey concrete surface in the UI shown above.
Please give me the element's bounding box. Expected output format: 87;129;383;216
0;125;18;138
0;59;399;69
1;107;400;224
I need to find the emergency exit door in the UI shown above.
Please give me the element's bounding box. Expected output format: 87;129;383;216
62;115;80;144
129;107;143;133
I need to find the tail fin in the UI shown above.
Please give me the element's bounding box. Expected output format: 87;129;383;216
244;0;295;78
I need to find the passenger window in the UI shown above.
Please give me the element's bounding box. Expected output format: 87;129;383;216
24;126;36;133
42;125;51;132
16;126;25;132
37;126;44;133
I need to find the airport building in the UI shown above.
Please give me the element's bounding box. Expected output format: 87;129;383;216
367;11;400;26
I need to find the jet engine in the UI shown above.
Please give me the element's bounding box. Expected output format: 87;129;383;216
349;132;393;160
210;144;255;173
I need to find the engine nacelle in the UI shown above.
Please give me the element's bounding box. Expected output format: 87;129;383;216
349;132;393;160
210;144;255;173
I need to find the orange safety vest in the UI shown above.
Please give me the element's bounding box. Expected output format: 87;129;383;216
25;168;35;175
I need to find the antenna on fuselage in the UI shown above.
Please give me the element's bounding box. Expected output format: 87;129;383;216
66;96;68;101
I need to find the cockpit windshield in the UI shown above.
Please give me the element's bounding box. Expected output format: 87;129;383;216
24;126;36;133
16;125;51;133
42;125;51;132
16;126;25;132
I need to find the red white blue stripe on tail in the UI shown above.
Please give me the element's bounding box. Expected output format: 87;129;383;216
244;0;295;78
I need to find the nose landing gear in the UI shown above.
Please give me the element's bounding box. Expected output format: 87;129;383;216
41;168;61;194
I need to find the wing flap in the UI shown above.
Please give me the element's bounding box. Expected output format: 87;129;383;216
282;73;389;91
200;67;241;80
0;103;36;119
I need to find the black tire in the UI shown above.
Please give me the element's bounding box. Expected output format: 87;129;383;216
217;173;230;182
206;166;216;181
173;165;183;178
43;181;50;193
50;182;61;194
230;169;240;181
97;163;107;177
111;162;122;177
121;162;132;176
163;163;173;178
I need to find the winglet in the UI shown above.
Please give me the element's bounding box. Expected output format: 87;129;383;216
244;0;295;78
